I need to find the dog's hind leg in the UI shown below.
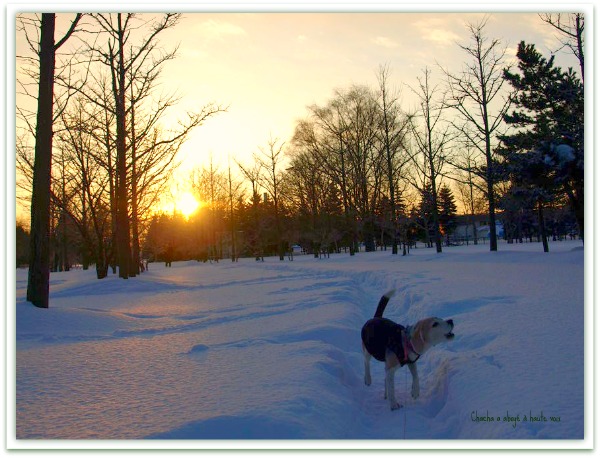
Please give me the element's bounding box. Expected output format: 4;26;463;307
385;350;402;410
362;343;372;386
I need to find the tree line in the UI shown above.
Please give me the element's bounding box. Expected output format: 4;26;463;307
146;15;583;261
16;13;584;308
17;13;225;306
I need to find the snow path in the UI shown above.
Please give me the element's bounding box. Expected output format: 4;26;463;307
15;241;584;440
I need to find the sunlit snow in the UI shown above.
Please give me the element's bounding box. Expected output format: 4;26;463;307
15;240;584;441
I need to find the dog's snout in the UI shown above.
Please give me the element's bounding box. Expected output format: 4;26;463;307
447;319;454;327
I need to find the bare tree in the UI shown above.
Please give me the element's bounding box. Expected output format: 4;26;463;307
301;105;357;255
23;13;82;308
340;86;384;252
287;142;342;257
55;96;113;278
90;13;224;276
255;137;287;260
376;64;412;254
226;161;244;262
441;18;513;251
297;86;388;253
127;91;223;274
408;67;454;253
237;161;266;261
190;157;228;261
539;13;584;82
19;13;223;281
92;13;180;278
452;144;487;245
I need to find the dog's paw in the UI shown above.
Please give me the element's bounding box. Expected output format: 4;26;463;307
390;401;402;411
411;386;420;399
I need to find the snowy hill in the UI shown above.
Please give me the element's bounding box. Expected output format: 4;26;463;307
12;240;586;448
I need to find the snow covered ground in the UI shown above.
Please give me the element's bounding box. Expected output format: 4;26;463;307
11;240;588;449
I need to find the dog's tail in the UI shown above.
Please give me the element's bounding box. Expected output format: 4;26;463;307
374;289;396;318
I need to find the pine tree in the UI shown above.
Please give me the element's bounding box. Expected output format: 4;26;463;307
500;41;584;241
417;183;436;248
437;185;458;246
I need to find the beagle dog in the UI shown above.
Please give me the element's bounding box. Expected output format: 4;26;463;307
361;289;455;410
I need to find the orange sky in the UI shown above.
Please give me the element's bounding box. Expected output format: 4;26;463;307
159;11;577;170
13;6;585;219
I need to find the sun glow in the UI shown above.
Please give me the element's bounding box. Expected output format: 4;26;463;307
160;191;201;218
176;192;201;218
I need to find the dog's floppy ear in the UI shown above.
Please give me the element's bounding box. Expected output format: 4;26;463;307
414;317;433;335
412;318;433;353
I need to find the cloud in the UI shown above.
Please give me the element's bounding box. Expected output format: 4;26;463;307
197;19;246;41
412;18;461;47
371;36;399;48
421;28;461;46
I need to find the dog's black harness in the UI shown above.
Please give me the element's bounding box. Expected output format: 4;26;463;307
361;319;420;366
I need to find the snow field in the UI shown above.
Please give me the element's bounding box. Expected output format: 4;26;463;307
14;240;585;443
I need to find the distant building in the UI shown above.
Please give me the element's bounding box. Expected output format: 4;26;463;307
451;214;504;244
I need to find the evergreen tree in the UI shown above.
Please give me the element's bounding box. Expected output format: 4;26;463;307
417;183;436;248
437;185;458;245
500;41;584;241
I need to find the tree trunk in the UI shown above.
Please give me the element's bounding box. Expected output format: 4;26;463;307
104;106;118;275
538;200;549;252
379;67;398;255
426;126;441;254
228;166;237;262
430;176;442;253
96;239;109;279
114;14;131;279
468;170;478;245
130;81;140;276
486;155;498;251
338;137;355;256
27;13;56;308
564;182;584;241
81;186;90;270
482;88;498;252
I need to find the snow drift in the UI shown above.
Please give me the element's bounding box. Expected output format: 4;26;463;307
13;240;585;445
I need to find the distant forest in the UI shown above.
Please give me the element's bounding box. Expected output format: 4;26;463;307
16;13;584;307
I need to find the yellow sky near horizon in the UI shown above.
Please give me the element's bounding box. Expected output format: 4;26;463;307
14;10;582;221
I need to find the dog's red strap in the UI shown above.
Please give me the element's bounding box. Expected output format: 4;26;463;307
402;329;420;365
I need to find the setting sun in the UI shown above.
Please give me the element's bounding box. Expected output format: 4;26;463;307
176;192;200;218
161;190;201;218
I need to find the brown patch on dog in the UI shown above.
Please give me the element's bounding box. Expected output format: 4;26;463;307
411;317;433;354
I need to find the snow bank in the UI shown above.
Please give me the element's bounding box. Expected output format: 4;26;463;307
13;240;586;447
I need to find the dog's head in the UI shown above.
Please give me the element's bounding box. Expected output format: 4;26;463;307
413;317;455;349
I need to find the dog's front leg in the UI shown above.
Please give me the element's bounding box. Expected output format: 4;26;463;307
408;362;419;399
385;367;401;410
